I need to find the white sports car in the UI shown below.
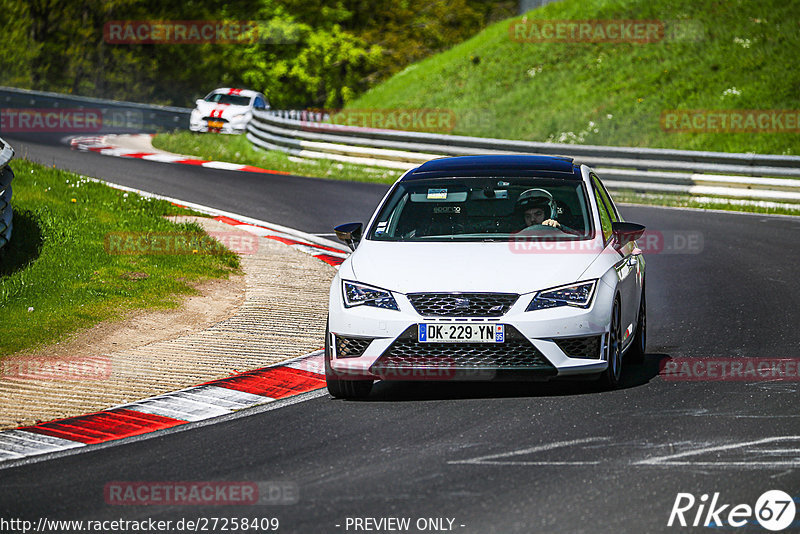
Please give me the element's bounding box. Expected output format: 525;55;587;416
326;155;647;399
189;88;268;134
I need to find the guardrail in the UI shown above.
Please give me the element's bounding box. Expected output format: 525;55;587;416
0;86;191;133
0;137;14;250
248;110;800;203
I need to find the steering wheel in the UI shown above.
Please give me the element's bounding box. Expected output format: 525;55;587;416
520;224;564;235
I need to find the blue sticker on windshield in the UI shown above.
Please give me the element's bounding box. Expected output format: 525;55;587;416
427;188;448;200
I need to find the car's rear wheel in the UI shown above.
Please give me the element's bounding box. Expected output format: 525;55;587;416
598;298;623;389
324;320;373;400
626;285;646;364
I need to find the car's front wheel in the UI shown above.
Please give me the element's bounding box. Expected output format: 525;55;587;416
598;297;623;389
324;321;373;400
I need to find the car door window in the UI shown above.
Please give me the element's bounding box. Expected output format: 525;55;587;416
593;186;613;243
592;175;622;222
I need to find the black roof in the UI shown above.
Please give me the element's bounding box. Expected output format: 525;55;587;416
402;155;581;181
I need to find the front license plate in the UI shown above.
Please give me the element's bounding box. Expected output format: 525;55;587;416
418;323;504;343
207;120;225;128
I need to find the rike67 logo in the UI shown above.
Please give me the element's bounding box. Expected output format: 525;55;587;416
668;490;796;531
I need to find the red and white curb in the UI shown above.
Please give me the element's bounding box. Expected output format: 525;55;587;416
70;135;289;175
209;214;348;267
0;352;325;462
94;178;351;267
0;184;348;465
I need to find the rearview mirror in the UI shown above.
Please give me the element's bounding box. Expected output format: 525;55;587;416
334;222;363;251
612;222;645;249
195;99;204;106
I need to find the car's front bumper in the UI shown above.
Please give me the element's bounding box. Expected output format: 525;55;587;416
328;282;615;381
189;117;247;134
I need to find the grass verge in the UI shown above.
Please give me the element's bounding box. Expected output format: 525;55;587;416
0;159;240;357
349;0;800;155
152;131;400;185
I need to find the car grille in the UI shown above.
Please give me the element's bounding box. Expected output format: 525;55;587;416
203;117;229;123
407;293;519;317
335;336;372;358
370;325;554;373
553;335;602;359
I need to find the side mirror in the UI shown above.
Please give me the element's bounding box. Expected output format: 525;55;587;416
334;222;363;251
612;222;645;249
195;99;204;107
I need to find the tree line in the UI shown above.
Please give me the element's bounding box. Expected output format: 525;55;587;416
0;0;514;108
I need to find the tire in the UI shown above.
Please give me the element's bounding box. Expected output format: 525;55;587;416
626;285;646;364
324;320;373;400
598;298;623;389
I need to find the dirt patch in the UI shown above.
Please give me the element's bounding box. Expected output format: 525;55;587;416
11;274;245;363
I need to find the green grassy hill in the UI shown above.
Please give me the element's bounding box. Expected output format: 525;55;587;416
347;0;800;154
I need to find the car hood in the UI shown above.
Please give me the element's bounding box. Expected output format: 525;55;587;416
348;240;603;295
194;101;250;118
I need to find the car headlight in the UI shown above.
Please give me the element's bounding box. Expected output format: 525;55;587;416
231;113;247;121
342;281;399;310
526;280;597;311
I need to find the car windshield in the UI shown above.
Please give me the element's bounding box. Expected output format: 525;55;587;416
204;94;251;106
368;176;592;242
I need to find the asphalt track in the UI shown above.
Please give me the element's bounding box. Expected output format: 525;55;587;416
2;134;800;533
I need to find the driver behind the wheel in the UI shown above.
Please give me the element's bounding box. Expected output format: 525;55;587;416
516;188;562;229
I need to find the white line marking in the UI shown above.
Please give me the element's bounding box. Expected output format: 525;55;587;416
140;154;186;163
290;243;348;257
0;434;84;458
98;148;135;157
202;161;246;170
636;436;800;467
0;435;59;455
175;385;273;409
0;431;84;456
284;352;325;375
2;430;85;449
123;396;233;422
640;461;800;469
448;437;610;466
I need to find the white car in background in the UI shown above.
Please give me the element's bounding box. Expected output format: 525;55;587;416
326;155;647;399
189;88;268;134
